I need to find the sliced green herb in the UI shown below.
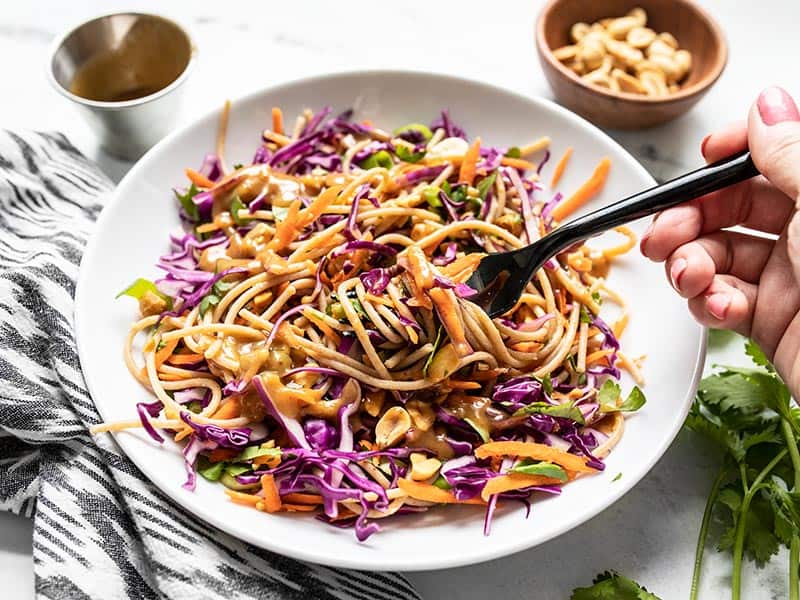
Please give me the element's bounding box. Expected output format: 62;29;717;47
233;163;244;170
612;472;622;482
175;183;200;221
230;195;246;226
396;145;426;163
423;326;444;377
580;306;593;324
359;150;393;170
513;401;585;425
511;460;568;482
392;123;433;141
476;171;497;200
433;475;452;490
199;294;221;317
272;205;290;222
198;459;226;482
186;400;203;414
225;464;251;477
422;186;442;208
235;446;281;462
591;290;603;305
598;380;646;413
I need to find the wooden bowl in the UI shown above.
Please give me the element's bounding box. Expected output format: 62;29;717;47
536;0;727;129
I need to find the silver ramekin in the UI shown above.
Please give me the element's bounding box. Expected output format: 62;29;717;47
47;12;196;160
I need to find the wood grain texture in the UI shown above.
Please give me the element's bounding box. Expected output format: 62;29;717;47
536;0;727;129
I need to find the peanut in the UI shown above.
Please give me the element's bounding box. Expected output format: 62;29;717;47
550;7;692;96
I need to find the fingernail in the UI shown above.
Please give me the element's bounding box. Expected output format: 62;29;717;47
700;134;711;158
669;258;687;291
640;221;655;254
706;293;731;320
757;86;800;125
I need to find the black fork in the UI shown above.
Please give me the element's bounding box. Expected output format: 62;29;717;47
465;150;760;318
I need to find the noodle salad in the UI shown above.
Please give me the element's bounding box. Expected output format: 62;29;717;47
92;105;647;540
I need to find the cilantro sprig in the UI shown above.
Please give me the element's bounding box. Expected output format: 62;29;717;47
570;571;661;600
687;339;800;600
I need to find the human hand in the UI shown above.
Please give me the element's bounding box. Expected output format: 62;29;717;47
640;86;800;394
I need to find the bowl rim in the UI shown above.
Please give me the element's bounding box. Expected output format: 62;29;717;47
75;68;708;571
535;0;728;105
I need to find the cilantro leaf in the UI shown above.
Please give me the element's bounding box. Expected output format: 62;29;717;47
745;339;774;372
199;294;220;317
476;171;497;200
197;458;225;482
620;387;646;412
505;147;522;159
580;306;593;324
513;401;585;424
570;571;662;600
175;183;200;221
597;381;646;413
511;460;568;481
597;379;620;408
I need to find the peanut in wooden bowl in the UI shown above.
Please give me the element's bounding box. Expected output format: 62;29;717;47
536;0;727;129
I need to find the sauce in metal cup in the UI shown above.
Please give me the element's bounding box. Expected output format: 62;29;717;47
48;13;196;160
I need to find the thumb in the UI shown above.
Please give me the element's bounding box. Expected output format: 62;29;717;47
748;87;800;284
748;86;800;202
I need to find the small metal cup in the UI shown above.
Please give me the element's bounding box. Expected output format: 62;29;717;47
48;13;196;161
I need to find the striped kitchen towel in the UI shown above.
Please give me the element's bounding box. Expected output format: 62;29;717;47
0;131;421;600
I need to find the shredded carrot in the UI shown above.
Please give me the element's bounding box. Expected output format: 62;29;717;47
586;349;614;365
550;157;612;222
154;339;179;369
208;448;239;463
550;146;573;188
297;185;342;229
271;107;284;135
446;380;482;390
458;137;481;185
304;309;342;346
267;199;303;251
439;253;485;279
155;371;192;382
195;222;221;234
613;314;629;338
282;492;323;505
480;473;565;501
280;503;318;512
253;452;281;468
474;441;597;473
500;156;538;171
260;474;282;513
510;342;541;353
428;287;470;357
224;489;260;507
397;479;485;505
166;353;204;366
173;425;193;442
185;168;215;189
211;396;241;420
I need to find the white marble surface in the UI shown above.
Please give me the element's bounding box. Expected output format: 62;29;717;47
1;1;798;598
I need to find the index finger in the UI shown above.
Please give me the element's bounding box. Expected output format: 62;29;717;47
641;124;793;262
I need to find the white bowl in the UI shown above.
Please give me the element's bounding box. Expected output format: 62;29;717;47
75;70;705;571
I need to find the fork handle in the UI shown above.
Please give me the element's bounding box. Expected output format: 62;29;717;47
554;150;759;247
